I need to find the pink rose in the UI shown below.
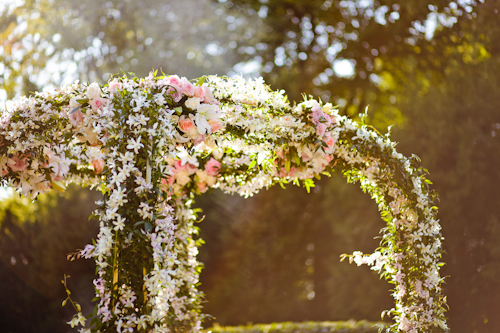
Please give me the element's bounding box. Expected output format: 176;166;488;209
167;86;182;103
178;116;195;133
310;111;320;125
166;75;181;87
68;108;84;126
311;105;322;113
181;77;195;96
316;123;327;137
204;157;221;176
51;173;64;181
208;119;222;133
279;166;297;178
108;79;122;93
196;182;208;193
92;158;105;174
186;163;198;175
161;176;175;187
323;134;335;149
325;155;334;163
203;86;218;104
174;159;187;171
90;97;106;110
8;154;28;172
193;86;205;102
311;108;331;127
193;134;206;146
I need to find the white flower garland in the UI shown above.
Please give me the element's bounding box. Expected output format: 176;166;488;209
0;73;448;333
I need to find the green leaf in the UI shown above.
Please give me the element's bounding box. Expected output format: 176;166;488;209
134;221;145;227
68;105;82;114
144;222;152;233
196;76;207;86
304;178;315;193
248;160;256;169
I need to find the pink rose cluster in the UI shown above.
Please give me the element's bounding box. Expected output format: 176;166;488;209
166;75;223;145
107;78;123;94
5;153;28;175
163;75;219;104
68;82;109;128
161;157;221;196
274;151;298;178
1;148;72;196
177;114;223;146
310;105;337;150
273;104;339;178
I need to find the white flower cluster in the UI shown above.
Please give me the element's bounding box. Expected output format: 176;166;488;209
0;73;448;333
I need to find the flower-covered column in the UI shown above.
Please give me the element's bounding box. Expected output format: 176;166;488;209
77;75;218;332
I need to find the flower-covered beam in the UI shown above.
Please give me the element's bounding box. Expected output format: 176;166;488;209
0;72;448;333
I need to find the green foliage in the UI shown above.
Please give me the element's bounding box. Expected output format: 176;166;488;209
203;321;387;333
0;0;251;101
0;185;101;332
218;0;462;125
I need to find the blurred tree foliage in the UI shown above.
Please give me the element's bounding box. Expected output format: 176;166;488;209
0;0;259;100
0;186;101;333
197;177;392;326
389;3;500;331
217;0;459;125
1;1;499;333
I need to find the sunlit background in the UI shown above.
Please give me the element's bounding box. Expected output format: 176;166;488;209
1;1;499;333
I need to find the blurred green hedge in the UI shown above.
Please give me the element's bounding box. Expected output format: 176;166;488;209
203;321;387;333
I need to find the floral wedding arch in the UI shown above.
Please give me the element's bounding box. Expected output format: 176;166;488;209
0;73;448;333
